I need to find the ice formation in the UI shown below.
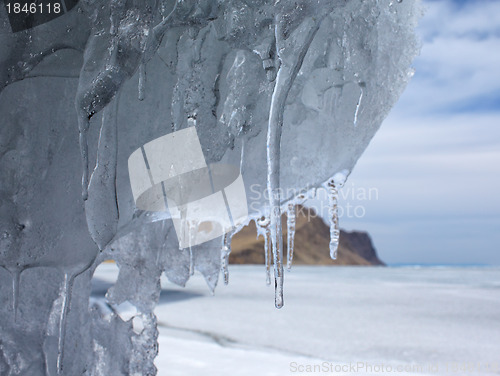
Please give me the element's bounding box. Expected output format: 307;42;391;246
0;0;420;374
286;202;296;270
324;170;349;259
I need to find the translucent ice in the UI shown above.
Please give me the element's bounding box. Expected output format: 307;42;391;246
324;170;349;260
257;216;273;286
286;203;296;270
0;0;420;374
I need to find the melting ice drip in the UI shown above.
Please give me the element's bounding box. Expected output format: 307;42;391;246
0;0;420;374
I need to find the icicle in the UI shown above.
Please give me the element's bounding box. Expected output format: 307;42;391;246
264;224;272;286
138;63;146;101
266;62;289;307
267;21;321;308
189;247;195;276
327;179;340;259
85;92;121;249
57;273;75;375
78;120;90;201
286;203;296;271
220;232;232;285
266;74;285;306
257;217;272;286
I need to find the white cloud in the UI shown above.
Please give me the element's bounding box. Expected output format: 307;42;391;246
419;0;500;40
348;112;500;217
395;0;500;116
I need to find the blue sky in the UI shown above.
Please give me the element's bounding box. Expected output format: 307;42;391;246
336;0;500;265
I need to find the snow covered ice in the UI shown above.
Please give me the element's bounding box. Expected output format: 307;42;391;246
0;0;420;374
95;264;500;376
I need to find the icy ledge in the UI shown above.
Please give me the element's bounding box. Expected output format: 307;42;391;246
0;0;420;374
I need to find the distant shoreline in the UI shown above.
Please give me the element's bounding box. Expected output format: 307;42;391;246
386;263;499;268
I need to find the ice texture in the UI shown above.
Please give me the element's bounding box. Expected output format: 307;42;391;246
0;0;420;374
325;170;350;259
286;203;296;270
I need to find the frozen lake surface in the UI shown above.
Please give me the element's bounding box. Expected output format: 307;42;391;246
92;265;500;375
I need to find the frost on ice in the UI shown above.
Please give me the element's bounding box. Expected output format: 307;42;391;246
0;0;419;374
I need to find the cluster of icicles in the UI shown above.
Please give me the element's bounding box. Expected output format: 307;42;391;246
220;177;344;309
77;44;349;309
75;0;349;309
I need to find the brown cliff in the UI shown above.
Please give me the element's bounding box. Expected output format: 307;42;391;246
229;206;384;266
